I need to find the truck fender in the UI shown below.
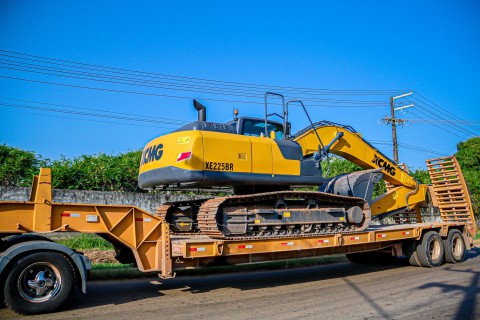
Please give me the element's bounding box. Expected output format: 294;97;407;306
0;240;91;293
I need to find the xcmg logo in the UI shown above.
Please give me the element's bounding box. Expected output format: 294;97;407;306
141;144;163;165
372;154;396;176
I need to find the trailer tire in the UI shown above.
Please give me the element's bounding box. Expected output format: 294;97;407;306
416;231;444;267
4;251;75;315
443;229;466;264
405;241;421;267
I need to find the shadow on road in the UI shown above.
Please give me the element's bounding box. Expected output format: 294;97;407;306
69;260;407;312
416;247;480;320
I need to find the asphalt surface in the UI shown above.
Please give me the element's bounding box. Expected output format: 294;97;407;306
2;247;479;320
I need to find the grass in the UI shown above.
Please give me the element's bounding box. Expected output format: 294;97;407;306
55;234;114;250
92;263;130;270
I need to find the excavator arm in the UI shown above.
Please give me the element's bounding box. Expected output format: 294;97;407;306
292;121;429;218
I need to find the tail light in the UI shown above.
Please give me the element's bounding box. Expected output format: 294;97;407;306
177;151;192;162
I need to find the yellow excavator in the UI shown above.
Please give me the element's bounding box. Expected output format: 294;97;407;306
139;93;428;238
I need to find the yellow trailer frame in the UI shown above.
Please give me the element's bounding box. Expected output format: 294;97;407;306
0;167;475;277
0;165;477;315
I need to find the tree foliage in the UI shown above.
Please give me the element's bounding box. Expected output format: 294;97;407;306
455;137;480;218
0;145;142;192
0;145;44;186
50;151;142;191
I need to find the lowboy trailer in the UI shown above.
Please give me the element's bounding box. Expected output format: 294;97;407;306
0;155;477;315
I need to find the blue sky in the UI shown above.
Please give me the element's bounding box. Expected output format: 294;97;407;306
0;1;479;169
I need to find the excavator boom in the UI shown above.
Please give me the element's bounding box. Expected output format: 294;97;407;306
292;121;428;217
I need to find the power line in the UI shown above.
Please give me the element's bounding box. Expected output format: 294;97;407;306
0;56;391;103
413;91;480;132
0;61;388;106
403;119;480;124
1;106;173;130
369;140;448;157
411;103;477;138
0;74;389;108
408;109;468;139
0;49;403;95
0;97;189;125
0;102;184;128
412;100;478;137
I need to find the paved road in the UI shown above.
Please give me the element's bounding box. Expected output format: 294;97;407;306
2;247;479;320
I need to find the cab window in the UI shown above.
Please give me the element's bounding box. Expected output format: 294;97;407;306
242;119;284;139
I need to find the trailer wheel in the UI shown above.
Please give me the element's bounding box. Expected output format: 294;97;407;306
416;231;444;267
4;252;75;315
443;229;466;264
404;241;420;267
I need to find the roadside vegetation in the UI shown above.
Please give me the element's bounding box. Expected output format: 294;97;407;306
55;234;114;251
0;145;142;191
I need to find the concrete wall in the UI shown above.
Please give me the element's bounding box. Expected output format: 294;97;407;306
0;186;202;214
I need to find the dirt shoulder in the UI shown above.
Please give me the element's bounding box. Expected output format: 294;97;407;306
82;249;117;264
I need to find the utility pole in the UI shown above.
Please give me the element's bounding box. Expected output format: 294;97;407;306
383;92;414;163
390;96;398;163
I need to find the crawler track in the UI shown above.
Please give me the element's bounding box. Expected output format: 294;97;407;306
158;191;370;240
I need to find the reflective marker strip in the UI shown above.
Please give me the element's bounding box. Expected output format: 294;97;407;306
61;212;80;217
350;236;360;240
318;239;330;244
135;218;152;222
402;231;410;235
281;242;294;246
238;244;253;249
378;234;387;238
189;247;206;252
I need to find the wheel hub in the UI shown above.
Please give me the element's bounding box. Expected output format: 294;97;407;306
18;262;62;303
27;271;54;296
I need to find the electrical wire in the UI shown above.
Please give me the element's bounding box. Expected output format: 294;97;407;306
1;107;173;130
0;57;390;104
412;100;478;137
369;140;448;157
0;62;388;106
0;102;183;128
0;49;403;96
0;74;389;108
413;91;480;133
408;107;472;139
0;97;189;125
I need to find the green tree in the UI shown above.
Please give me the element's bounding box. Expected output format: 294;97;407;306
0;145;43;186
51;150;142;192
455;137;480;220
409;168;430;184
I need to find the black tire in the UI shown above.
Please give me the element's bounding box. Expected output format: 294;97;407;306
416;231;444;267
404;241;421;267
443;229;466;264
346;251;396;264
4;252;75;315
